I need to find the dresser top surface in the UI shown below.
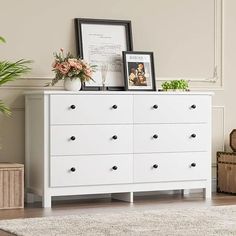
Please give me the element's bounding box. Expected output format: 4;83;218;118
24;90;214;96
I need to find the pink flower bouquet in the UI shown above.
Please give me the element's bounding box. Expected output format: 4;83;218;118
48;48;96;86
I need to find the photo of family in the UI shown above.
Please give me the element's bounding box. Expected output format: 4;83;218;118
128;62;148;87
123;51;156;91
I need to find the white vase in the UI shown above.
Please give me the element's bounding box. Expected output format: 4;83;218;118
64;78;82;91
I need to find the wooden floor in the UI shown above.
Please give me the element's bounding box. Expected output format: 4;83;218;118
1;192;236;236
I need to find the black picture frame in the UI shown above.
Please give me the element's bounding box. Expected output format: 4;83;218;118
123;51;156;91
74;18;133;91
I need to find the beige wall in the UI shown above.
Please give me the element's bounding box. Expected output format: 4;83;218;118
0;0;235;179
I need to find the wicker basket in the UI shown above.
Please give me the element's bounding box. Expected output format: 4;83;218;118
230;129;236;152
217;152;236;194
0;163;24;209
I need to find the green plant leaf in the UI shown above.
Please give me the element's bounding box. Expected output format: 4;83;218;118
0;100;11;116
0;36;6;43
0;59;32;86
161;80;189;90
0;59;32;115
0;38;32;115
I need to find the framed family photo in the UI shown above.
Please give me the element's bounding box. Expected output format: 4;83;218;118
123;51;156;91
74;18;133;90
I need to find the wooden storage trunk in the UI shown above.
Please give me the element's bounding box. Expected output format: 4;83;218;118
217;152;236;194
0;163;24;209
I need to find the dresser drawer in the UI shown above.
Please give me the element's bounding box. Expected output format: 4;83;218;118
50;155;133;187
134;153;208;183
50;95;133;125
134;95;211;123
51;125;133;156
134;124;209;153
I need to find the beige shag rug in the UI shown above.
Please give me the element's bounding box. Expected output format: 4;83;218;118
1;205;236;236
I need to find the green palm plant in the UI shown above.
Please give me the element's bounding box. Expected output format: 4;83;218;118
0;36;32;115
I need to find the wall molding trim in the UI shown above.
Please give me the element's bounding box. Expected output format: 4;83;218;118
157;0;223;89
1;0;223;90
0;77;63;90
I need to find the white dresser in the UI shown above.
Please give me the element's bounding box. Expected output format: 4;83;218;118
25;91;213;208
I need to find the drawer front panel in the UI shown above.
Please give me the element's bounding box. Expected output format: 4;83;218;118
134;124;209;153
50;95;133;125
134;153;208;183
134;95;211;123
50;155;133;187
51;125;133;156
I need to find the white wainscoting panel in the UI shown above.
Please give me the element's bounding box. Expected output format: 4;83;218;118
212;106;225;178
0;108;25;163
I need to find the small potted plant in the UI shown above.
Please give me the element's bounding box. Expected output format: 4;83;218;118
48;48;96;91
161;79;189;91
0;36;32;115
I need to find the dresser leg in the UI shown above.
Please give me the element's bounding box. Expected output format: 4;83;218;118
42;195;51;208
203;187;212;199
181;189;190;196
111;192;133;203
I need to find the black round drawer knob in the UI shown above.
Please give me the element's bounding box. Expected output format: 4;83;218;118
190;163;196;167
191;104;196;109
191;134;196;138
112;135;118;140
70;136;76;141
153;164;158;169
112;105;118;109
70;105;76;109
153;104;158;109
153;134;158;139
70;167;76;172
112;166;118;170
